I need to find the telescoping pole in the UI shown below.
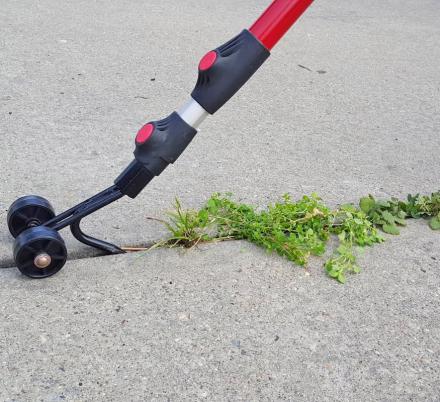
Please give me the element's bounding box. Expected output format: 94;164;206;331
250;0;314;50
116;0;315;199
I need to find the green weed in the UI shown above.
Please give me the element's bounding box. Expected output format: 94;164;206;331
154;191;440;283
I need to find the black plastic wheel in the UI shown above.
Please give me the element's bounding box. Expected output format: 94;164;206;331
13;226;67;279
7;195;55;238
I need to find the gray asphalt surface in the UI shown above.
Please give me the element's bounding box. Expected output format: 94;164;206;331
1;0;439;400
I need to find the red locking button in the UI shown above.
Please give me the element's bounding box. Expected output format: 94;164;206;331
198;50;217;71
135;123;154;145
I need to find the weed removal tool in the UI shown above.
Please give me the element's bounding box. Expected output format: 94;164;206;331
7;0;314;278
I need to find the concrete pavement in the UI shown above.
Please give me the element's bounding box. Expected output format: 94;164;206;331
1;0;440;400
1;224;440;401
1;0;439;262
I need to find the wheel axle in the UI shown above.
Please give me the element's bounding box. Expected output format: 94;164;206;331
8;185;125;278
34;253;52;269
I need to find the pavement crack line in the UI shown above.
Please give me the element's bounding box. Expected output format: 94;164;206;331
0;240;158;269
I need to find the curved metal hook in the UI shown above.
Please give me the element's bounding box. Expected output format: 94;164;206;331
70;219;125;255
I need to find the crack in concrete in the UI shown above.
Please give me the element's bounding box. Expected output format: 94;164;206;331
0;240;156;269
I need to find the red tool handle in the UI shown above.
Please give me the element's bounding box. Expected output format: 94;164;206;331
250;0;314;50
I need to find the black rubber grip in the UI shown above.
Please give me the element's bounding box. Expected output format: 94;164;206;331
191;29;270;114
115;112;197;198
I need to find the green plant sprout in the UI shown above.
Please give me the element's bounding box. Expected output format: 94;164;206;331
154;191;440;284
